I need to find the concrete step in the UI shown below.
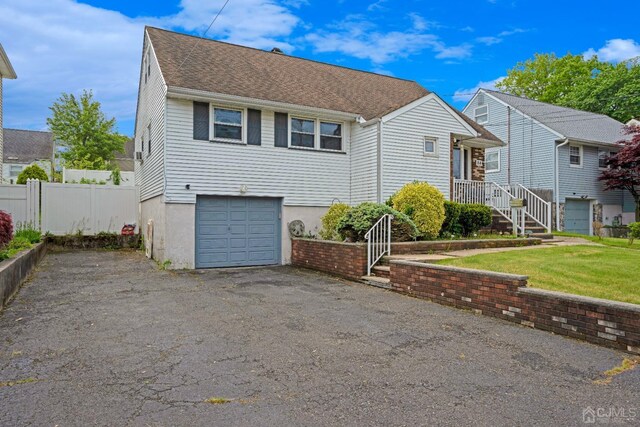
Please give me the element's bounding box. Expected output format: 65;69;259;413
361;275;391;289
529;233;554;240
372;265;390;279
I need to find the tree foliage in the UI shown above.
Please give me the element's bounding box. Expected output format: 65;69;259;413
598;125;640;221
496;53;640;122
47;90;128;170
16;164;49;184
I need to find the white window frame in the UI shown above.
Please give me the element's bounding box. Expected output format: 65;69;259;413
288;116;346;153
319;121;343;151
485;150;500;173
210;105;246;144
569;144;583;168
598;148;612;170
474;105;488;125
423;136;438;157
9;165;23;178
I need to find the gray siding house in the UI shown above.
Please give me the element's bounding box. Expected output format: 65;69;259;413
2;129;54;183
463;89;633;235
0;44;18;179
135;27;501;269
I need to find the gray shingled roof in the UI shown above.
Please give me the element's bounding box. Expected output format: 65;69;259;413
113;139;134;172
3;129;53;163
484;90;627;145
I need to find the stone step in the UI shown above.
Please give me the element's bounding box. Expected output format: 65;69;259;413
529;233;554;240
361;275;391;289
372;265;390;279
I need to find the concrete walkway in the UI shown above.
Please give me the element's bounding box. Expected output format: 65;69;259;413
386;236;598;262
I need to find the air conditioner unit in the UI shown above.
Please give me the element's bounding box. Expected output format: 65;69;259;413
135;151;143;161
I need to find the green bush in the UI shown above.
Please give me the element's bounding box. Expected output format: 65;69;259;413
441;201;463;236
336;202;418;242
390;182;445;239
458;204;492;236
319;203;351;241
628;222;640;245
16;164;49;184
14;223;42;244
0;236;32;260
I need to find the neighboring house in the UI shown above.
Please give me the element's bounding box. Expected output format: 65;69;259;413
114;138;135;172
135;27;501;269
2;128;54;183
0;43;18;179
463;89;633;234
627;118;640;127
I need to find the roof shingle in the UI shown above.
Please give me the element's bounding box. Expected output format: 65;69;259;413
3;129;53;163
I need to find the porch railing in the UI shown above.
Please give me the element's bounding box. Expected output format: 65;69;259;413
504;184;552;233
453;180;522;232
364;214;393;276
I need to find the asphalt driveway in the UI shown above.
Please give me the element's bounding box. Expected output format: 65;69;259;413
0;251;638;426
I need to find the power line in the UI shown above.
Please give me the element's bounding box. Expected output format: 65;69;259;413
176;0;232;72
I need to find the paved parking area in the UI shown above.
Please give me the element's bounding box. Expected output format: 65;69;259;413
0;251;638;426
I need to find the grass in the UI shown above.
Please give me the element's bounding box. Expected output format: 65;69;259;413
438;245;640;304
205;397;231;404
594;358;639;385
0;377;39;388
554;232;640;250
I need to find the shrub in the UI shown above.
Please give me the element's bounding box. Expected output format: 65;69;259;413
0;236;32;260
0;211;13;248
319;203;351;241
14;223;42;244
16;164;49;184
336;202;418;242
628;222;640;245
458;204;492;236
390;182;445;239
441;201;463;236
110;167;121;186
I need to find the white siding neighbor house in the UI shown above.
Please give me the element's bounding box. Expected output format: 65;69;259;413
135;27;502;269
2;129;54;183
0;44;18;180
463;89;632;235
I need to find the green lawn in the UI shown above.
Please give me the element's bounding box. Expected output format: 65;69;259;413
438;245;640;304
554;232;640;250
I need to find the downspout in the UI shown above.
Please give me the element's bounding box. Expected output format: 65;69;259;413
555;138;569;231
377;119;383;203
507;106;511;185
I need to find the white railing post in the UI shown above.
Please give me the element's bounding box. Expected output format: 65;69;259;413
365;214;393;276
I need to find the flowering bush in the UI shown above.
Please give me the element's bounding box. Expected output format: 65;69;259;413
390;181;445;239
0;210;13;248
319;203;351;241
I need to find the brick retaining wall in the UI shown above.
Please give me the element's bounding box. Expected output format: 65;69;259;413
291;238;367;281
391;238;541;254
390;260;640;354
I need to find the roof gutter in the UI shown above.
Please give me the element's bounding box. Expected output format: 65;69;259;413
555;138;569;231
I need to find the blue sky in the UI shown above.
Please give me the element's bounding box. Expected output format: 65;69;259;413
1;0;638;136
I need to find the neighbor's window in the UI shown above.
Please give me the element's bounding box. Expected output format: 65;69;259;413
213;107;243;142
320;122;342;150
423;136;437;156
569;145;582;167
598;148;610;169
9;165;22;178
485;150;499;172
474;105;488;124
291;117;315;148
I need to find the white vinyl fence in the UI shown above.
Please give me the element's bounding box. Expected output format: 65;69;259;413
0;180;138;235
63;168;135;186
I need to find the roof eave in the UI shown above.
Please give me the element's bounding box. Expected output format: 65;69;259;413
0;44;17;79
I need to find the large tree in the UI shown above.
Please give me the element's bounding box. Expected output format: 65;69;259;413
599;125;640;221
47;90;128;170
496;53;640;122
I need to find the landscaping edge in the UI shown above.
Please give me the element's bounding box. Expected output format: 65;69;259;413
0;241;47;311
46;234;141;250
389;260;640;354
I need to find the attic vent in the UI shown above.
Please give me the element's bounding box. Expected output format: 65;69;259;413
271;47;284;54
477;92;485;106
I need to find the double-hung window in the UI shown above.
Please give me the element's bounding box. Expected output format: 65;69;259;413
320;122;342;150
598;148;610;169
474;105;488;124
213;108;243;142
569;145;582;167
290;117;315;148
485;150;499;172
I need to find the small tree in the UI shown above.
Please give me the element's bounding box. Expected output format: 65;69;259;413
599;125;640;221
47;90;129;170
16;164;49;184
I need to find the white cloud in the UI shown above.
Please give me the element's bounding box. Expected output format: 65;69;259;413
476;28;527;46
0;0;301;133
453;77;504;103
584;38;640;62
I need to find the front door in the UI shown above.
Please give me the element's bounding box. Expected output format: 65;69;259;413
453;146;471;180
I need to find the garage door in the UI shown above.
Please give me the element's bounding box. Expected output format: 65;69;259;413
195;196;281;268
564;199;591;235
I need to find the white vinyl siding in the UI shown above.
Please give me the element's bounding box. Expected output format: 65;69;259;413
164;99;351;206
350;122;378;204
134;35;166;202
382;97;470;200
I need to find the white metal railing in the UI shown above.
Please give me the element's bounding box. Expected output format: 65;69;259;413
364;214;393;276
505;184;552;233
453;179;523;233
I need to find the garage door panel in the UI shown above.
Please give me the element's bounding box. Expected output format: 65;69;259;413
196;196;280;268
565;199;590;235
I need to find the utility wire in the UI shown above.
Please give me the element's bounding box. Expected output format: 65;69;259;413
176;0;232;72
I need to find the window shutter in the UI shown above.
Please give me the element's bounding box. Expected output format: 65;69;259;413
247;109;261;146
193;102;210;141
274;112;288;147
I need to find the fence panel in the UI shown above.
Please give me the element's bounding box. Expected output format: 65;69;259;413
41;183;138;235
0;180;39;226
